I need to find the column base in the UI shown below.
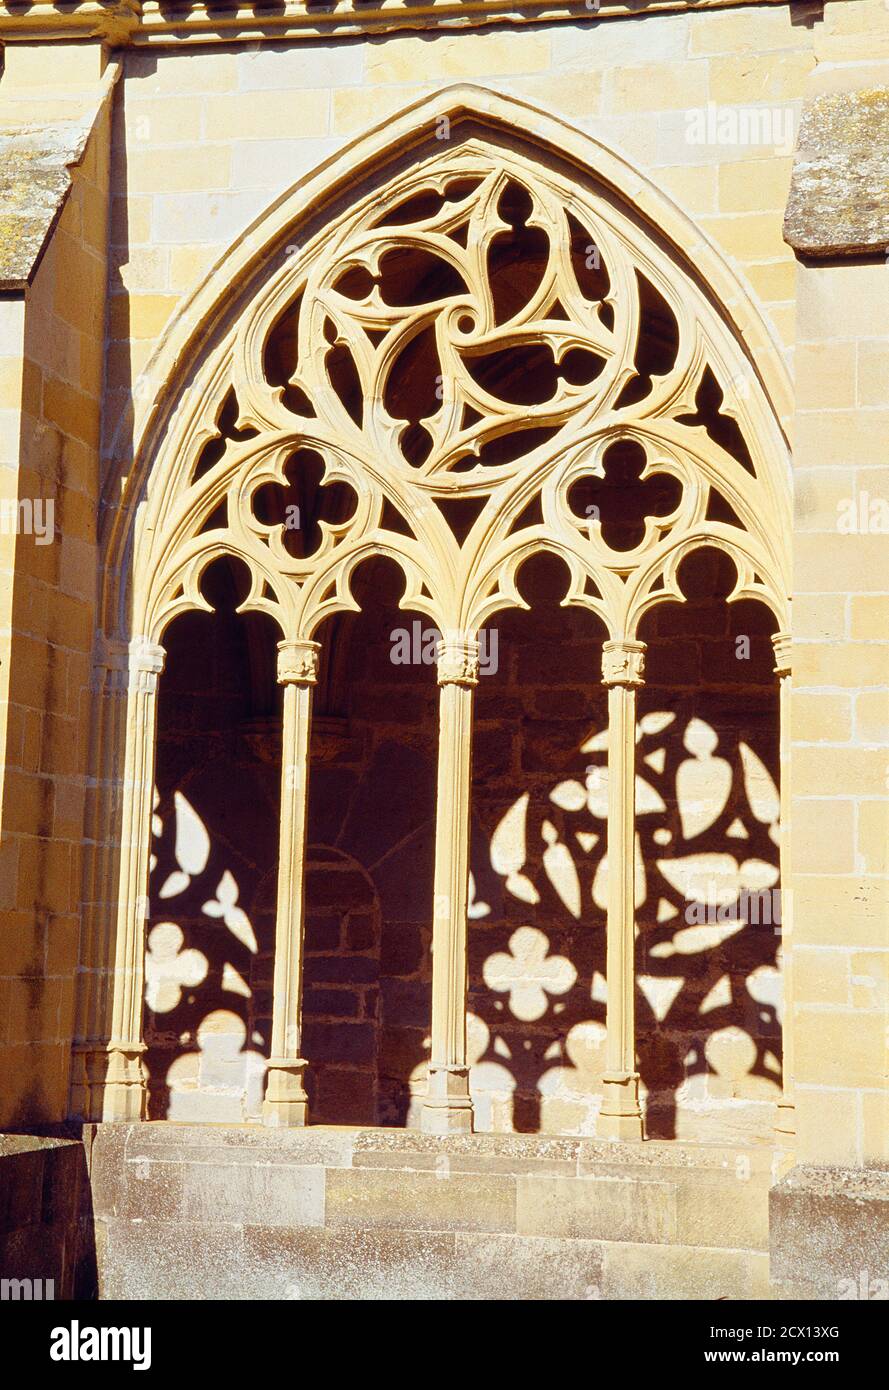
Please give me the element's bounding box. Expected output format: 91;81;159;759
598;1072;643;1141
94;1042;148;1121
262;1058;309;1128
421;1066;474;1135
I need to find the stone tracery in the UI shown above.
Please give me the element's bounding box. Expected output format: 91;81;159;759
90;102;792;1137
139;144;787;650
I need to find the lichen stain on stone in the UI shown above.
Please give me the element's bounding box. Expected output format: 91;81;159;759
0;125;90;285
784;88;889;257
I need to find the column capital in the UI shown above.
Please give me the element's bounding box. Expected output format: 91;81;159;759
128;636;166;693
90;636;129;694
436;633;479;687
772;631;792;677
601;639;646;687
277;638;320;686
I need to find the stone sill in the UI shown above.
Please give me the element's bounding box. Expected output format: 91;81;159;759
0;0;791;48
86;1119;777;1177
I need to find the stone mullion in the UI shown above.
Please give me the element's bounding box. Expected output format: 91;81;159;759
104;636;166;1121
262;638;319;1127
772;631;795;1144
598;638;645;1141
422;634;479;1135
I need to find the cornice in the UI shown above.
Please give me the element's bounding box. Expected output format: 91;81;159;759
0;0;790;49
0;2;140;44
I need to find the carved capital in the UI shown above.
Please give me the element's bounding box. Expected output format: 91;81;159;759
436;634;480;686
91;637;130;695
128;637;165;694
601;639;646;687
277;639;320;686
772;631;792;678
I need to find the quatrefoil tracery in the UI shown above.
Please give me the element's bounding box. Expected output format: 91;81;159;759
140;137;789;646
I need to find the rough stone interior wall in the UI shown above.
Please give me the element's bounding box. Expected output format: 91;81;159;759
148;549;780;1143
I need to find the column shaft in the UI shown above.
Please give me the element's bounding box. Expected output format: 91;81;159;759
598;639;645;1141
104;637;165;1121
422;634;478;1135
263;639;319;1127
773;632;795;1143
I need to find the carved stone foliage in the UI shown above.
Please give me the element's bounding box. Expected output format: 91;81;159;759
135;134;790;647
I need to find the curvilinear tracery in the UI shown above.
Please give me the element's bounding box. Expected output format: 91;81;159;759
140;141;788;648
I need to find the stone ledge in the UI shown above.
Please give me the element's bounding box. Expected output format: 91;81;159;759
770;1164;889;1299
784;88;889;259
0;66;118;291
0;1134;95;1297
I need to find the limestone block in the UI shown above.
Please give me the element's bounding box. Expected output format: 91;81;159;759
793;875;889;949
858;340;889;408
516;1173;677;1244
182;1160;325;1227
611;61;709;114
325;1167;516;1233
689;6;803;57
674;1175;769;1251
602;1240;768;1301
201;90;330;142
795;1010;886;1090
793;947;851;1007
365;31;551;85
855;687;889;741
237;44;364;92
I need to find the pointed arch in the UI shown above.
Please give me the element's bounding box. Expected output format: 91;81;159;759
80;84;794;1131
100;83;792;648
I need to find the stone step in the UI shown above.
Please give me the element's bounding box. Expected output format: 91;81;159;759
89;1122;774;1299
99;1218;771;1301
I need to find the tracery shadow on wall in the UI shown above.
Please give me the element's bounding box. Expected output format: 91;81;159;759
145;549;781;1140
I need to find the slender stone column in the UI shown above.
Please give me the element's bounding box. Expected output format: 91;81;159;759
598;638;646;1141
422;633;479;1135
105;636;166;1121
263;638;320;1127
772;631;795;1143
71;639;130;1121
